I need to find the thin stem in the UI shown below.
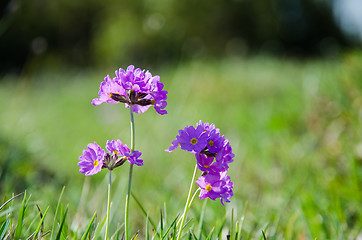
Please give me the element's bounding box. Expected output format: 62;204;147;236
188;188;200;209
177;164;198;240
125;105;135;240
129;105;135;151
105;170;112;240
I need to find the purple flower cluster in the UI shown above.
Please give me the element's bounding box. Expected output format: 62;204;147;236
92;65;168;115
78;140;143;175
166;121;234;205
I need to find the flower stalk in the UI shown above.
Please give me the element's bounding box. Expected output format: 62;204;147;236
105;170;111;239
125;105;135;240
177;164;198;240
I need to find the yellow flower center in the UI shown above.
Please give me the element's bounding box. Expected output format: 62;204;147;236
93;160;99;167
203;165;210;168
209;140;214;147
113;150;119;155
109;93;113;98
205;185;212;191
191;138;198;145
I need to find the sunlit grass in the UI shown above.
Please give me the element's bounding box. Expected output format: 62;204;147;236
0;53;361;239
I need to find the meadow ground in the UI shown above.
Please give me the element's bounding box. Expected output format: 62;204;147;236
0;53;361;239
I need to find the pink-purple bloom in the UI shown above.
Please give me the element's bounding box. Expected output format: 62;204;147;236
166;120;235;204
78;139;143;175
167;125;208;153
78;142;105;176
206;129;224;154
105;139;144;166
125;150;143;166
216;140;234;166
91;75;126;106
196;153;225;173
166;121;234;170
92;65;168;115
106;139;129;157
196;171;234;205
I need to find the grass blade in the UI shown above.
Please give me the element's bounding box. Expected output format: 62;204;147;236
197;199;207;240
55;206;68;240
81;212;97;240
230;208;235;240
14;190;28;239
171;217;178;240
190;230;198;240
26;230;51;240
237;202;248;240
131;230;139;240
72;230;78;240
92;209;107;240
50;186;66;240
235;221;240;240
0;218;10;240
261;230;267;240
162;214;179;239
215;214;226;239
32;206;49;240
35;204;44;238
110;223;123;240
160;208;164;237
24;209;39;238
0;192;23;211
163;203;168;230
131;192;160;238
145;212;149;240
205;227;215;240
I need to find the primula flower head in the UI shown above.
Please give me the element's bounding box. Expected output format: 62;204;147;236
166;120;236;204
78;140;143;175
105;139;143;167
78;142;105;176
166;121;235;170
92;65;168;115
196;171;234;205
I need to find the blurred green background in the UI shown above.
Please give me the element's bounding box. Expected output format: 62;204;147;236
1;0;361;72
0;0;361;239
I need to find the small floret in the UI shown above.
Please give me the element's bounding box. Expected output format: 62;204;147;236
166;125;208;153
105;139;143;166
78;142;105;176
196;171;233;205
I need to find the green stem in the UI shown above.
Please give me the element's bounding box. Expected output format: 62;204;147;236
188;188;200;209
105;170;111;240
177;164;198;240
125;105;135;240
129;105;135;151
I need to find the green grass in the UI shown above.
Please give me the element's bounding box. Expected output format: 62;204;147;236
0;52;361;239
